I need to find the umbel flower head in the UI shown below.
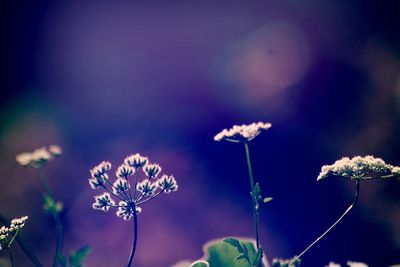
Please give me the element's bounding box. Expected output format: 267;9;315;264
317;155;400;181
0;216;28;251
16;145;62;169
214;122;272;143
88;153;178;221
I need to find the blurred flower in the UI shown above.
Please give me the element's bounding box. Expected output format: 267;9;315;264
317;155;400;181
48;145;63;156
347;262;368;267
326;262;341;267
214;122;272;143
16;146;61;169
272;257;301;267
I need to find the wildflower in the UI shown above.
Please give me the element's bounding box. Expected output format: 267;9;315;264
9;216;29;232
326;262;341;267
157;175;178;193
272;257;301;267
136;180;157;196
214;122;272;143
90;161;112;178
0;216;28;251
317;155;400;181
143;163;161;178
113;178;129;194
124;154;148;168
88;153;178;220
49;145;62;156
92;193;115;212
116;164;135;179
116;201;142;221
16;146;61;169
347;261;368;267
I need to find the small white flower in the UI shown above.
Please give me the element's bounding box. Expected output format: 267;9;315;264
16;147;56;168
143;163;161;178
124;154;148;168
326;262;341;267
116;164;135;179
90;161;112;178
16;153;32;167
157;175;178;193
49;145;62;156
214;122;272;143
116;201;141;220
137;180;158;196
88;173;109;189
9;216;28;232
92;193;115;212
347;261;368;267
317;156;399;181
113;178;129;194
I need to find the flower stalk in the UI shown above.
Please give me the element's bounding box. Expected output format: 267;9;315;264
294;180;360;262
88;154;178;266
244;142;260;250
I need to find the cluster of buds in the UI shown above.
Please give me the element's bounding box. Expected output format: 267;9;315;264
272;257;301;267
89;153;178;220
16;145;62;169
317;155;400;181
214;122;272;143
0;216;28;251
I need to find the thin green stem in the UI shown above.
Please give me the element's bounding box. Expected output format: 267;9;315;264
38;168;64;267
39;167;53;197
126;205;138;267
52;213;64;267
8;248;14;267
294;180;361;261
8;229;20;247
244;142;260;250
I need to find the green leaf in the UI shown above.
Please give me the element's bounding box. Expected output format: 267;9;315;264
43;194;64;215
263;197;273;204
207;238;264;267
69;245;92;267
190;260;209;267
252;248;263;266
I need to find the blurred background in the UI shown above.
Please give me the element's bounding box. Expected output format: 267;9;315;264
1;1;399;266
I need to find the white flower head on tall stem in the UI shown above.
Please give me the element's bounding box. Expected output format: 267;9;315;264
214;122;272;143
0;216;28;251
317;155;400;181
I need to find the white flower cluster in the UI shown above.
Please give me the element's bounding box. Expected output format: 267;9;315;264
0;216;28;251
214;122;272;143
89;153;178;221
326;261;368;267
317;155;400;181
16;145;62;169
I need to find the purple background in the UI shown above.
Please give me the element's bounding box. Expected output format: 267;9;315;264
1;1;399;266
